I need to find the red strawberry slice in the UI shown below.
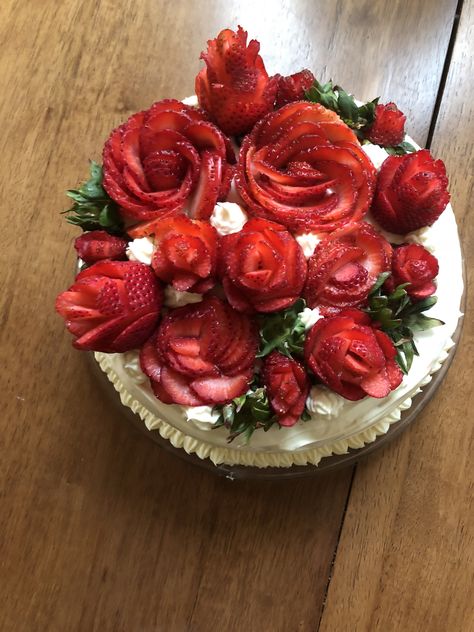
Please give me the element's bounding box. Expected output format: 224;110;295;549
188;151;223;220
140;335;163;382
190;372;251;404
160;366;205;406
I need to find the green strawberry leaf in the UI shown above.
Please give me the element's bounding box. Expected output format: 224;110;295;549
256;298;307;359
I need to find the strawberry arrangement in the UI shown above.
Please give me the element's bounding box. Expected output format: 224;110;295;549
56;26;451;442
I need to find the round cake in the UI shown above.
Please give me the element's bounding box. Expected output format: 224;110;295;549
56;27;463;470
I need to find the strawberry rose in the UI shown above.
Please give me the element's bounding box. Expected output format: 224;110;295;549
387;243;439;300
236;102;376;232
151;216;218;293
56;261;163;352
263;351;310;426
304;222;392;310
219;218;307;313
366;102;406;147
371;149;450;234
140;296;258;406
195;26;278;136
74;230;128;264
304;309;403;400
102;99;234;238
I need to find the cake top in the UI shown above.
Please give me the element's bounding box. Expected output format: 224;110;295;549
56;26;451;443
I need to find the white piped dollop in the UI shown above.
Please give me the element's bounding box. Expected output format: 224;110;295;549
184;406;220;431
126;237;155;265
361;143;390;170
210;202;248;235
306;385;346;420
164;286;203;308
122;351;147;384
295;232;321;258
299;307;324;331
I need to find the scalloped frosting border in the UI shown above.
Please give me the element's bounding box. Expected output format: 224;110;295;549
94;340;454;468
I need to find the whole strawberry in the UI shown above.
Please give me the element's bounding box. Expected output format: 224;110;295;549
74;230;127;265
56;260;163;352
195;26;278;136
263;351;310;426
275;69;315;108
372;149;450;234
386;244;439;300
366;102;406;146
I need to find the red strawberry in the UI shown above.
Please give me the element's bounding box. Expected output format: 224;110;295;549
151;216;218;293
236;102;376;232
366;102;406;147
195;26;278;136
386;243;439;300
219;218;307;313
56;260;163;352
372;150;450;234
304;309;403;400
275;69;315;108
263;351;310;426
142;296;258;406
74;231;128;264
304;222;392;309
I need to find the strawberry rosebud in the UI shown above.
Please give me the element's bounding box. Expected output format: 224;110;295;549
275;69;315;108
219;218;307;313
74;230;127;264
304;222;392;309
372;150;450;234
195;26;278;136
388;244;439;300
102;100;234;237
236;101;376;232
366;102;406;147
304;309;403;400
151;216;218;293
140;297;258;406
263;351;310;426
56;261;163;352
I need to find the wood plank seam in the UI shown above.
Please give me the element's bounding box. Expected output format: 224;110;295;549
426;0;465;148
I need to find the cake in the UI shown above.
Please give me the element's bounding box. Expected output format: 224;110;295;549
56;27;463;469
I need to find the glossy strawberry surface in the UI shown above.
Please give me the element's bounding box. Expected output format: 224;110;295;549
236;102;376;232
263;351;310;426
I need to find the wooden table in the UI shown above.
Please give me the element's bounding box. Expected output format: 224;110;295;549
1;1;473;630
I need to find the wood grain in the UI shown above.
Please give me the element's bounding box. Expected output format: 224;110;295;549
0;0;464;630
319;2;474;631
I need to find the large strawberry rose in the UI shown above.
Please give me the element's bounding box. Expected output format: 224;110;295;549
263;351;310;426
386;243;439;300
304;222;392;309
236;101;376;232
304;309;403;400
219;218;307;313
56;261;163;352
140;296;258;405
371;149;450;234
151;216;218;293
102;99;234;237
195;26;278;136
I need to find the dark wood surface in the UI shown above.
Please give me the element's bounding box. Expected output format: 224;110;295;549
1;1;472;630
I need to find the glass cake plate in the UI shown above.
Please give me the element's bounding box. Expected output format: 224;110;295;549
90;270;465;480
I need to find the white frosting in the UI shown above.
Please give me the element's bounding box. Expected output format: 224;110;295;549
299;307;323;330
182;95;199;107
126;236;155;265
295;232;321;258
184;406;220;431
306;385;346;420
122;351;147;384
361;143;390;169
210;202;248;235
164;286;203;307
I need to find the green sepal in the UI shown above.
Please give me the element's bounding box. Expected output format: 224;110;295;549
63;160;124;235
385;141;417;156
365;272;444;373
257;298;307;359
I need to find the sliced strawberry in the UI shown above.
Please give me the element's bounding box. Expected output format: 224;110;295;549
160;366;205;406
190;372;251;404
